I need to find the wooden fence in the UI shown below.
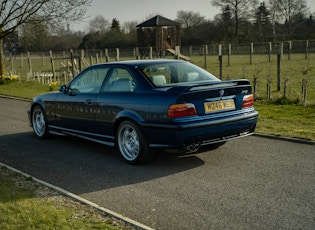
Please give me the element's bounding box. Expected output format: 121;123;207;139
4;40;315;105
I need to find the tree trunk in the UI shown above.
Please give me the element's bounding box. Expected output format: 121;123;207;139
0;38;5;76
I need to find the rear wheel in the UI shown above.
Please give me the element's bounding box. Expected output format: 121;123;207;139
117;120;152;164
32;105;49;139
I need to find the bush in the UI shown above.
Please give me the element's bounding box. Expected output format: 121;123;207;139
0;75;19;85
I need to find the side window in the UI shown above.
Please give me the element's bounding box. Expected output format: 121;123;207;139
70;67;109;93
102;67;136;92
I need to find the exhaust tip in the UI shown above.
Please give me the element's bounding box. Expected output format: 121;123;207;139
186;143;200;153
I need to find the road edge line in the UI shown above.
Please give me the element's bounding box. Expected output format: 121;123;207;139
0;162;154;230
254;133;315;145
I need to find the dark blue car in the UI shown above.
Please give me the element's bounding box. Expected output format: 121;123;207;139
27;59;258;164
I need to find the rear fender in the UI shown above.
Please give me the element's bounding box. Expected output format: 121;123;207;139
114;109;145;132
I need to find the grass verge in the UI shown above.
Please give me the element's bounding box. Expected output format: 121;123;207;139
254;100;315;141
0;166;133;230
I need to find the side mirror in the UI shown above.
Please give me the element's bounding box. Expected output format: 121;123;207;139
59;85;67;93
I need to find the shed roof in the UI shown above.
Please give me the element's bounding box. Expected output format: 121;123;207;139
136;15;179;27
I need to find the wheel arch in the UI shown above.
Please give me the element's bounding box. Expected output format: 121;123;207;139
30;101;46;125
114;110;145;142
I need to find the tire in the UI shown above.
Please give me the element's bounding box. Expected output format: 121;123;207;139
31;105;49;139
117;120;152;164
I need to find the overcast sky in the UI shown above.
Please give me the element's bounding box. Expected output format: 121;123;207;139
71;0;315;31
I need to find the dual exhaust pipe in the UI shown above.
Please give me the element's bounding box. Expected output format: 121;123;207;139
186;143;200;153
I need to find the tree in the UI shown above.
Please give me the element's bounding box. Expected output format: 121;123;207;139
19;18;50;51
0;0;92;76
219;5;234;41
272;0;309;38
253;2;272;41
268;0;310;40
176;11;206;29
111;18;121;31
88;15;110;36
211;0;258;42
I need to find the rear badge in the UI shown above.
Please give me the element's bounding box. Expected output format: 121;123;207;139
219;89;224;98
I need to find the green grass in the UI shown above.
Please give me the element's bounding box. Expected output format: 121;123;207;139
254;101;315;141
0;81;52;99
191;53;315;105
0;166;131;230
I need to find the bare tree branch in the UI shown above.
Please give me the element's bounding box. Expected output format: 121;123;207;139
0;0;91;75
0;0;91;39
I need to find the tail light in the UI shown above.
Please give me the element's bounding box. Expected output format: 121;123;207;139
242;94;254;108
167;103;197;118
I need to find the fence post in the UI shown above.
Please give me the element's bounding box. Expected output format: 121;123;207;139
20;53;23;68
305;40;309;59
280;42;283;60
27;52;32;75
277;53;281;91
253;77;258;100
228;44;231;66
105;49;109;62
283;78;289;98
204;45;208;69
288;41;291;61
70;50;75;79
250;42;253;65
135;47;140;59
116;48;119;61
50;50;55;79
268;42;272;62
302;78;307;106
218;44;222;80
267;77;271;99
175;46;180;59
149;47;153;59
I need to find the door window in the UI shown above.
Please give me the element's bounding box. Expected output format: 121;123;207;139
70;67;109;93
102;68;136;92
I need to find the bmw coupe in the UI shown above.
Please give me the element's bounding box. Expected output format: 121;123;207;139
27;59;258;164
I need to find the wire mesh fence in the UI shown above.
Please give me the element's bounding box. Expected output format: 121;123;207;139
4;40;315;105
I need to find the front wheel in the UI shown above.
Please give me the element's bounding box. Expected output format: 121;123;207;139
117;120;152;164
32;105;49;139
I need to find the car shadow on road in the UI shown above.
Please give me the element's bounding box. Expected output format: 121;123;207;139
0;132;209;194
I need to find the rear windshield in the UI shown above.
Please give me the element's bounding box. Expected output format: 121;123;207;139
138;62;220;87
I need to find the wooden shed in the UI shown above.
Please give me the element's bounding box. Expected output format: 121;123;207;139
136;15;180;57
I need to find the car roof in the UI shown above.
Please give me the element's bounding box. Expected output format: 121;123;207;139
92;59;187;68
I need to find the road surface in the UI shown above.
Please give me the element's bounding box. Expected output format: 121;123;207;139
0;97;314;229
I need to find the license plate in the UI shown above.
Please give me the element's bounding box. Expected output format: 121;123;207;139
204;99;235;113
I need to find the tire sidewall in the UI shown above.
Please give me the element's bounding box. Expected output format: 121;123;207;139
32;105;49;139
117;120;150;164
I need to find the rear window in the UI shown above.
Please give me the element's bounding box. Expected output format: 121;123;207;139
138;62;220;87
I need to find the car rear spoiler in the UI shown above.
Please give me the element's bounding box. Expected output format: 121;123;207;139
188;79;251;92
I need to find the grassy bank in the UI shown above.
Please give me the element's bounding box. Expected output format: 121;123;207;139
0;166;132;230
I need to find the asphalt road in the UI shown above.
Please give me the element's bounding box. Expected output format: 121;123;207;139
0;97;314;229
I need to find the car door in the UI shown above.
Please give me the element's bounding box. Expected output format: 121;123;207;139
53;66;109;134
95;67;137;140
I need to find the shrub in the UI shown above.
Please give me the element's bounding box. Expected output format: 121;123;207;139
0;75;19;85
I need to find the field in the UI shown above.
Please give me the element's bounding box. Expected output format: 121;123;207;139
6;51;315;104
2;53;315;141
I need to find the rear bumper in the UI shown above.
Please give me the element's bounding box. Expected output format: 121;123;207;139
142;110;258;148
